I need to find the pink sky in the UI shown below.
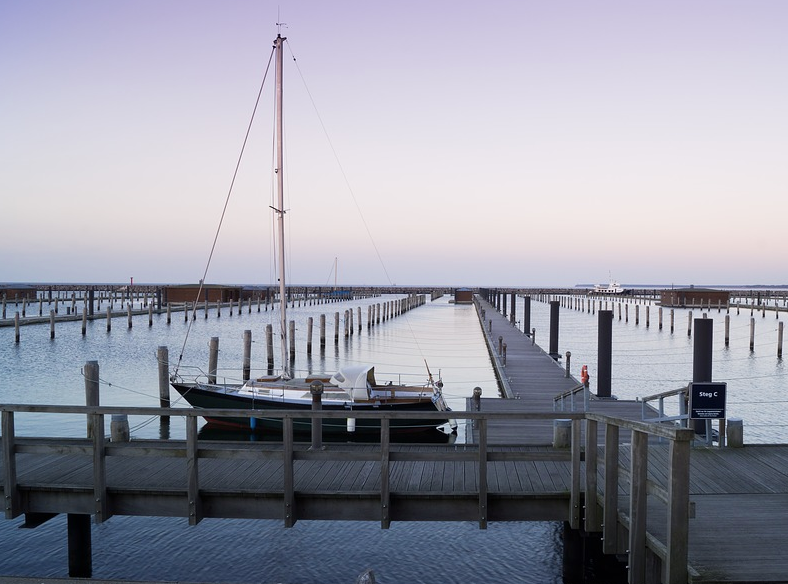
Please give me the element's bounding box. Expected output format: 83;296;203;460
2;1;786;287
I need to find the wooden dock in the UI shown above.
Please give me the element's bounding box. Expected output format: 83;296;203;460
474;294;788;584
2;294;788;583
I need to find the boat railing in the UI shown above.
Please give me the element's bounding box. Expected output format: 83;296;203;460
553;383;589;412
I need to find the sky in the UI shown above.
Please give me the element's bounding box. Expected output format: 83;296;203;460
2;0;786;288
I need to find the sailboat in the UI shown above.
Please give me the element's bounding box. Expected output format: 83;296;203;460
170;33;454;436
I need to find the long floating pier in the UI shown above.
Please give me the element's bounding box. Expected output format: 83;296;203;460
2;293;788;583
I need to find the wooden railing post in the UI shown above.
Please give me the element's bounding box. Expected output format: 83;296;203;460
628;430;649;582
665;431;692;584
2;410;20;519
186;414;202;525
380;417;390;529
478;417;488;529
584;418;600;532
283;416;295;527
602;423;619;554
91;410;108;523
570;418;582;529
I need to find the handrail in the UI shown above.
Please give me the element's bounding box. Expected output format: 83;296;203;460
639;384;689;428
552;383;588;412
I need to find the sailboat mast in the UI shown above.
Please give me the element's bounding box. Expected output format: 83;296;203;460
274;33;289;379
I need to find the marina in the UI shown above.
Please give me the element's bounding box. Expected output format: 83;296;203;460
1;288;788;583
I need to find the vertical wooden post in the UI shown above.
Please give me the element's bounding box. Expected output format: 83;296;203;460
478;417;488;529
82;310;87;336
664;431;691;584
310;381;323;450
208;337;219;384
242;330;252;381
289;320;296;363
750;317;756;351
628;430;648;582
570;418;582;529
2;411;19;518
584;418;600;532
158;345;170;408
14;312;20;343
266;324;274;372
50;310;55;339
92;409;108;522
84;361;100;439
319;314;326;351
778;321;784;359
186;415;202;525
307;317;313;355
283;416;295;527
334;312;340;345
602;423;619;555
380;417;391;529
127;304;133;328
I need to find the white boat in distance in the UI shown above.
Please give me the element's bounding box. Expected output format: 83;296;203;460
592;278;625;294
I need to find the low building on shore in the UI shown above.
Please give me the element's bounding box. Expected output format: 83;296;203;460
162;284;245;304
453;288;474;304
660;286;730;308
0;284;37;301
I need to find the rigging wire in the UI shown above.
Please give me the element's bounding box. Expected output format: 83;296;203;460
173;45;277;377
283;39;431;366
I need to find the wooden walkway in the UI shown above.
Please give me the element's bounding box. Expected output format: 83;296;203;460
476;294;788;584
473;295;648;445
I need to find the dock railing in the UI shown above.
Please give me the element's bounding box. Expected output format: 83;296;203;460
640;385;689;427
553;383;589;412
2;404;691;583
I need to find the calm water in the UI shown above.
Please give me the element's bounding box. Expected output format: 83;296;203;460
1;290;784;582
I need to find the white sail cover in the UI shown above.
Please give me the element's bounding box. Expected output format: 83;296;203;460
330;365;376;401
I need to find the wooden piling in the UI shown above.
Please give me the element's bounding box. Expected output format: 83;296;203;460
243;330;252;381
157;346;170;407
84;360;100;439
266;324;274;371
208;337;219;384
307;317;313;355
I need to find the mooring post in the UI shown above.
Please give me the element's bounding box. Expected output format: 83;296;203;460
597;310;613;398
208;337;219;384
157;346;170;408
242;330;252;381
310;381;323;450
266;324;274;372
548;300;560;360
84;360;100;439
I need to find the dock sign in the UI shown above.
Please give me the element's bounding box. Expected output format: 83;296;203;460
689;382;727;420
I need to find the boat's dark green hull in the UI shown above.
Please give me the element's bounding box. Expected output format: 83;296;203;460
172;383;450;435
